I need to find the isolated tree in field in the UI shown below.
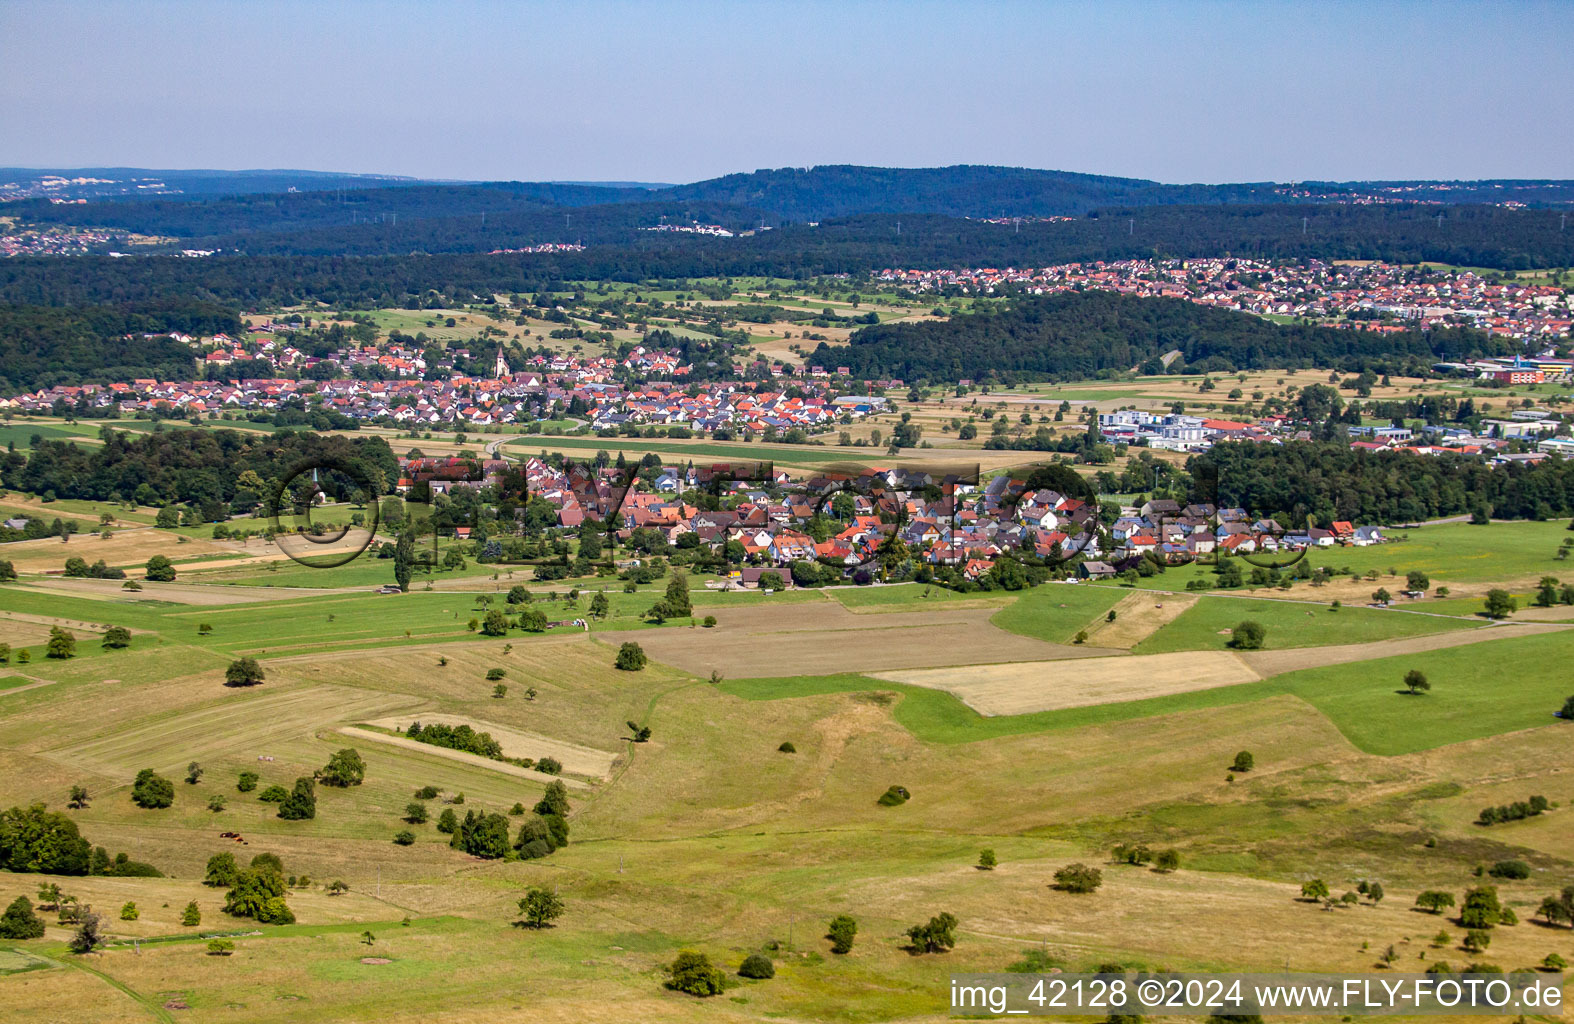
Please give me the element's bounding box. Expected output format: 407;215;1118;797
405;801;428;824
668;950;726;996
1403;669;1431;695
181;901;201;926
225;656;265;687
1053;864;1103;894
119;901;138;921
67;785;89;809
664;570;692;618
1415;890;1455;914
738;952;775;979
1366;881;1385;904
45;626;76;659
906;911;959;953
1483;589;1517;619
517;886;565;929
827;914;857;954
276;777;316;820
1537;886;1574;927
317;748;365;787
1537;576;1562;607
131;768;174;809
185;761;204;785
236;771;258;793
224;866;294;924
534;780;570;819
1559;694;1574;720
327;880;349;896
626;720;652;742
480;609;510;636
1227;620;1265;650
1407;570;1430;592
0;896;45;939
588;591;610;619
1300;879;1330;902
517;607;548;632
68;911;105;953
1230;750;1255;773
145;554;176;581
615;641;646;671
977;848;997;870
437;807;458;834
101;626;131;649
206;939;235;956
393;531;415;592
1372;587;1392;605
1460;886;1502;929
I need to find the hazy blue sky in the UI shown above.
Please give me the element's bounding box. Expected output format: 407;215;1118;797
3;1;1570;184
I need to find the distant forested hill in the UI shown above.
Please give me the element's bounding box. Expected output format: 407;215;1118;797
653;164;1277;219
15;164;1574;254
0;302;240;393
808;290;1514;383
12;181;648;240
4;202;1571;308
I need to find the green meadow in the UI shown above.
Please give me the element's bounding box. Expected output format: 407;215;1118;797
1132;595;1480;653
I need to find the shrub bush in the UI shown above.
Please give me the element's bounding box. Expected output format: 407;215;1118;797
877;785;910;806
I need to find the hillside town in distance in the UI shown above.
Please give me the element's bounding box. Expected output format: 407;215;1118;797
879;258;1573;342
404;454;1386;588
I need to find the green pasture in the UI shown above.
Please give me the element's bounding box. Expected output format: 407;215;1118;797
1132;595;1480;653
988;583;1127;644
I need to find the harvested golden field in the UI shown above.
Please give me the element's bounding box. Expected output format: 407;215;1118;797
337;727;595;789
1081;591;1197;648
42;684;425;779
1;528;236;574
358;713;617;779
20;576;338;605
871;649;1260;715
598;600;1082;678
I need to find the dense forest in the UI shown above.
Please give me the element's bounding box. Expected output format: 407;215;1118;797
5;427;399;511
1192;442;1574;524
0;301;240;393
18;165;1574;235
4;203;1571;310
12;181;658;241
810;290;1515;382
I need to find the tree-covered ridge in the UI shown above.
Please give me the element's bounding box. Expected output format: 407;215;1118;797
7;427;398;510
810;290;1513;383
0;301;241;393
3;203;1572;310
17;166;1574;238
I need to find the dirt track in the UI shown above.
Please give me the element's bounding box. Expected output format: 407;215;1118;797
871;620;1572;716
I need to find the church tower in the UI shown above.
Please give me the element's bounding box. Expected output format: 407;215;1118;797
494;346;510;379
